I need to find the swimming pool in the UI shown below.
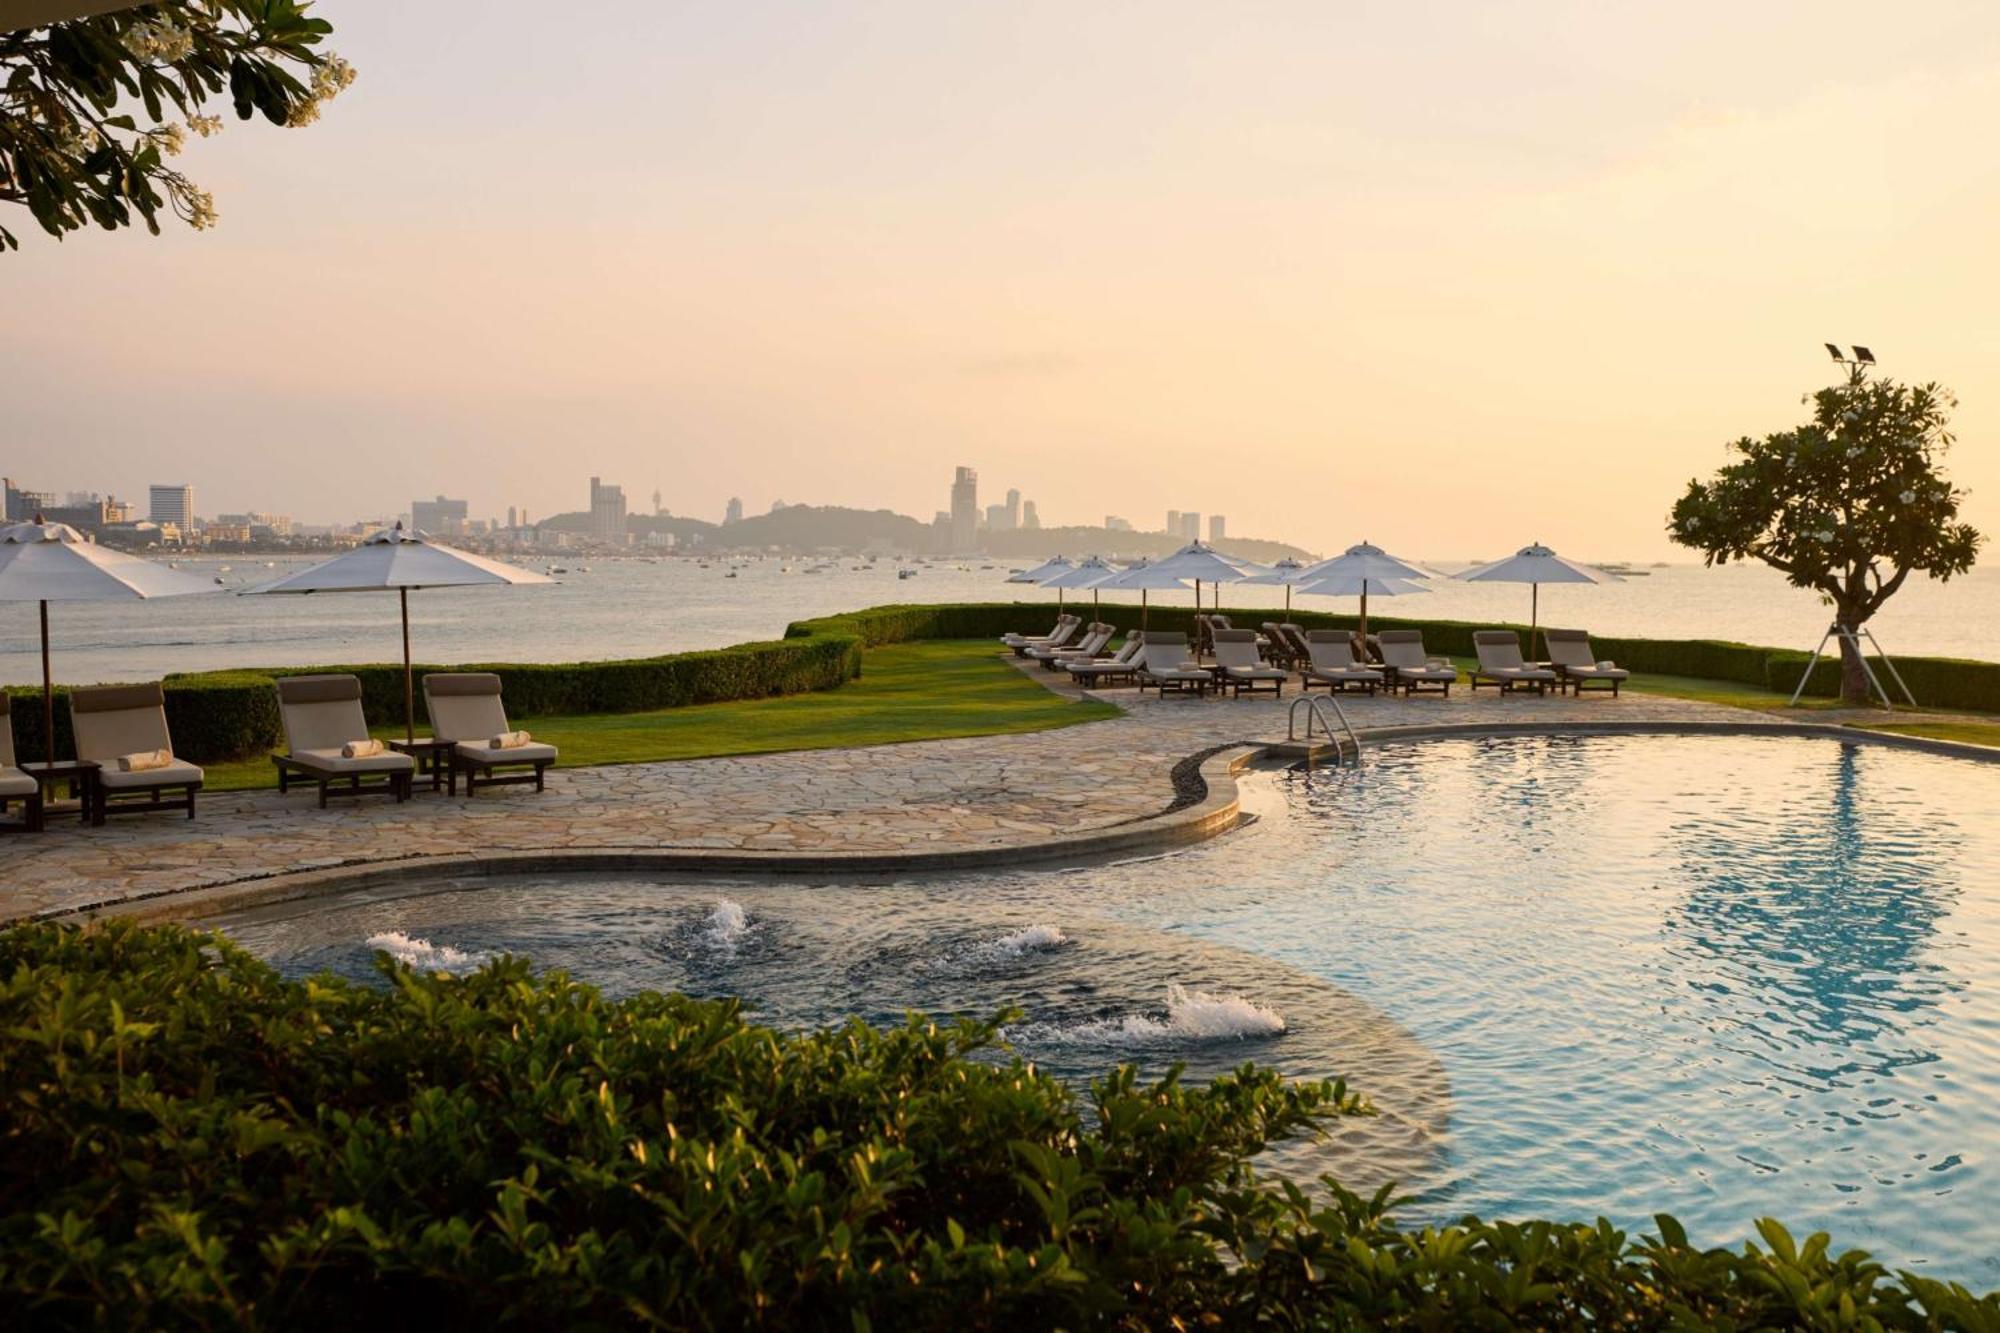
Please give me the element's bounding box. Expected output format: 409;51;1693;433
208;733;2000;1281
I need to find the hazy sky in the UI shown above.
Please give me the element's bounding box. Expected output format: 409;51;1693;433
8;0;2000;560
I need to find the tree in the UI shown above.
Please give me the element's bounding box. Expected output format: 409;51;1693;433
1668;364;1982;704
0;1;350;251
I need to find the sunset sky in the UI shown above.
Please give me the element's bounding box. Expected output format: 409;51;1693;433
8;0;2000;560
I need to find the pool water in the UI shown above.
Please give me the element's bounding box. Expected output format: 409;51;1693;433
209;735;2000;1280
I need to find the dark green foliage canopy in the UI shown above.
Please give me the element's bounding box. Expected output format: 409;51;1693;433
5;920;1998;1328
0;0;348;249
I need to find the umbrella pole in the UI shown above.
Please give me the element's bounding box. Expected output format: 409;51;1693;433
400;587;415;745
40;599;54;764
1531;583;1539;661
1141;590;1149;631
1359;588;1369;640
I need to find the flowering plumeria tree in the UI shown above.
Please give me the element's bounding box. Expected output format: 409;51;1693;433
1669;365;1982;703
0;1;351;250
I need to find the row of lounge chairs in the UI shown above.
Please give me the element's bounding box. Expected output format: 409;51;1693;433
998;614;1630;701
0;672;556;832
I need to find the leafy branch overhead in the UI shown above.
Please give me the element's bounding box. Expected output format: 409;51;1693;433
0;0;351;251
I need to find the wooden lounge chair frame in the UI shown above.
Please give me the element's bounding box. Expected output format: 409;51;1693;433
1470;630;1560;697
0;694;45;833
422;673;558;797
272;674;416;807
69;682;202;825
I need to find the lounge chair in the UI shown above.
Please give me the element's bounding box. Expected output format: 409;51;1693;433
1544;629;1631;696
1010;617;1083;658
421;673;559;796
1260;622;1303;669
1300;631;1384;695
69;682;202;824
1002;613;1078;652
1471;630;1560;697
1277;623;1316;665
0;694;43;832
1375;630;1456;697
272;675;416;807
1212;629;1288;698
1063;636;1145;687
1028;621;1112;668
1137;632;1213;698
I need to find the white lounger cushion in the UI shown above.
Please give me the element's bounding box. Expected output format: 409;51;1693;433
0;766;36;799
292;747;417;775
96;758;205;790
454;739;559;766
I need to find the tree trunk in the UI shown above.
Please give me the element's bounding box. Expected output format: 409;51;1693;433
1834;594;1878;706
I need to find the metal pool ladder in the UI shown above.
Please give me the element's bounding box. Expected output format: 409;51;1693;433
1287;694;1363;771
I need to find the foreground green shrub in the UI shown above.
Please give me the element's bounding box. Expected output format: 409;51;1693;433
5;922;1995;1329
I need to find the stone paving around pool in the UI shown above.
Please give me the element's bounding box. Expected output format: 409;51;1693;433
7;656;1755;922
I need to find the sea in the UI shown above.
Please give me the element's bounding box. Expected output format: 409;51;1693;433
4;553;1998;687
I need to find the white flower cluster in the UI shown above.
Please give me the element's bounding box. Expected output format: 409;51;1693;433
286;53;358;128
52;119;102;157
121;14;196;62
155;122;187;156
188;114;224;138
186;188;218;231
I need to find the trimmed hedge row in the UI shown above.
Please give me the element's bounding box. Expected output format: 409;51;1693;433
3;633;863;765
11;600;1996;766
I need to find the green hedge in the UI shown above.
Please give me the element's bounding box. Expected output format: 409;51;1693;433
12;600;1997;766
6;920;1995;1329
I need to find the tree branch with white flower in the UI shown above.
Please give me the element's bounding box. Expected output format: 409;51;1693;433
1668;364;1983;703
0;1;351;251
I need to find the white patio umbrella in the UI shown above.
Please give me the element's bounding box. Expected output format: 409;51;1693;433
1096;559;1193;630
1008;554;1072;584
1040;555;1120;615
0;517;220;763
1144;540;1257;615
1296;541;1437;637
243;523;551;743
1297;574;1430;635
1452;542;1615;658
1238;557;1310;612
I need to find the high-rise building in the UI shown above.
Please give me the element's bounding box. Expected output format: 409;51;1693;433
985;502;1007;531
3;477;56;521
950;466;979;551
652;487;664;517
149;483;195;529
506;505;518;530
411;495;468;535
1209;515;1227;543
1165;510;1181;536
1181;512;1202;541
1022;500;1040;530
589;476;628;544
724;497;744;525
1005;488;1021;530
1104;515;1131;532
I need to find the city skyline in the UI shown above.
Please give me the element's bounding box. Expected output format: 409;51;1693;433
7;2;2000;561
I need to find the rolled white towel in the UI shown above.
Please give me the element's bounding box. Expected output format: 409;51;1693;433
489;729;532;750
1597;659;1619;670
342;738;384;759
117;748;172;773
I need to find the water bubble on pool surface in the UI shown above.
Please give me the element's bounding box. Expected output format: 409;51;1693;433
1011;983;1288;1046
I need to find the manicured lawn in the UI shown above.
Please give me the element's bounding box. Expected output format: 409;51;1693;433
1440;658;1847;712
199;641;1120;792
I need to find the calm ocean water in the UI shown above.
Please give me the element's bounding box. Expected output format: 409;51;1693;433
3;553;1997;686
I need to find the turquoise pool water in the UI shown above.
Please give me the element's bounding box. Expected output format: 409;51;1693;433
210;735;2000;1280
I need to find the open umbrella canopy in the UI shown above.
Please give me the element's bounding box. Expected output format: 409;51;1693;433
1096;559;1193;630
1296;574;1431;599
1452;543;1616;656
1298;540;1435;584
244;524;551;743
0;520;219;602
1007;554;1072;584
0;518;219;764
245;525;552;594
1145;540;1257;583
1238;557;1310;611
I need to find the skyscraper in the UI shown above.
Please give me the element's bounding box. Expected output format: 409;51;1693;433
411;495;468;535
589;476;628;544
950;466;979;552
724;496;744;525
1022;500;1040;530
985;502;1008;531
1209;515;1227;543
1005;488;1021;530
1165;509;1181;536
1181;512;1202;541
149;483;195;529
